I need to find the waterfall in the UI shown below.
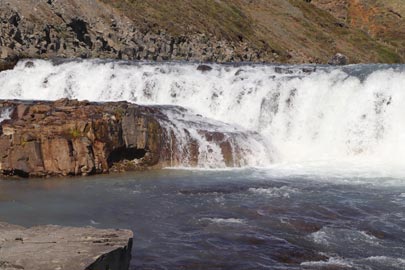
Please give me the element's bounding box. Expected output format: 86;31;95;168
0;107;12;123
1;59;405;169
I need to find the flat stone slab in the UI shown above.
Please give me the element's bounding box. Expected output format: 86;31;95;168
0;222;133;270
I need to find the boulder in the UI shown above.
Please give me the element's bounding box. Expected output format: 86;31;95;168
328;53;348;65
196;64;213;72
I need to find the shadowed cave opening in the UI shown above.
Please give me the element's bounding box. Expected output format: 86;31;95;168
107;147;147;166
2;169;29;178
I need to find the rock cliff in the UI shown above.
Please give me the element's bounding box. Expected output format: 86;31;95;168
0;99;157;176
0;0;267;67
0;0;403;68
0;99;246;177
0;222;133;270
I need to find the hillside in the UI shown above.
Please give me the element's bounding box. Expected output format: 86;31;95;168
313;0;405;59
0;0;404;69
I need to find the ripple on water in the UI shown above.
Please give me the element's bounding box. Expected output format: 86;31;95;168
198;218;245;225
364;256;405;269
301;257;353;269
309;227;380;248
248;186;300;198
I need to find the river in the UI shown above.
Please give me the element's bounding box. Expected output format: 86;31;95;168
1;60;405;269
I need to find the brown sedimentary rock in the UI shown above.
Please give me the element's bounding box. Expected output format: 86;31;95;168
0;99;165;177
0;99;248;177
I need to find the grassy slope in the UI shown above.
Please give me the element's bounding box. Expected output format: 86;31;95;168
100;0;403;63
100;0;256;41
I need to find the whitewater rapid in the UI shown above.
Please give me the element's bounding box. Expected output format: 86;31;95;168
0;107;11;123
1;59;405;171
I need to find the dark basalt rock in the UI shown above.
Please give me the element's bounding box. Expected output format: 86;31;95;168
328;53;348;65
197;64;213;72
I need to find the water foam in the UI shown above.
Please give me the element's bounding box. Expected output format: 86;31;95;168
365;256;405;267
199;217;245;225
0;107;12;123
1;60;405;171
248;186;299;198
301;257;353;268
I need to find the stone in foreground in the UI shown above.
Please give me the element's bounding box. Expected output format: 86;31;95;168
0;222;133;270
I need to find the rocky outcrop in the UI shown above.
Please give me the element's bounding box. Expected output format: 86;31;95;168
0;99;168;177
0;222;133;270
0;99;245;177
0;0;267;70
328;53;348;65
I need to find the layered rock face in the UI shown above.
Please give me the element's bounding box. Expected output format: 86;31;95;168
0;0;265;68
0;99;166;177
0;222;133;270
0;99;246;177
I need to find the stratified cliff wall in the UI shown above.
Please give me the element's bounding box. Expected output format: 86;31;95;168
0;98;254;177
0;99;166;177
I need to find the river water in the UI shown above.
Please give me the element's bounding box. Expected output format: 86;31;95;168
1;169;405;270
1;60;405;269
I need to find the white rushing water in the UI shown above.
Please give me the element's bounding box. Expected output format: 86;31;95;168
1;59;405;172
0;107;12;123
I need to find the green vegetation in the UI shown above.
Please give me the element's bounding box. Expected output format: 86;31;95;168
69;128;82;139
376;47;402;63
101;0;255;43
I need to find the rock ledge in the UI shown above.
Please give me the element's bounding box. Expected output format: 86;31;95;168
0;222;133;270
0;99;168;177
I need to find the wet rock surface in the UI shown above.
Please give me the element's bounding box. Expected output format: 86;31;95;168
0;222;133;270
0;99;247;177
0;99;167;177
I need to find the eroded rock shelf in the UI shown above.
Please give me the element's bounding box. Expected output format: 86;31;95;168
0;222;133;270
0;98;249;177
0;99;167;177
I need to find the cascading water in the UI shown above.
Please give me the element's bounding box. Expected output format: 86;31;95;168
1;59;405;170
157;106;273;168
0;107;12;123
